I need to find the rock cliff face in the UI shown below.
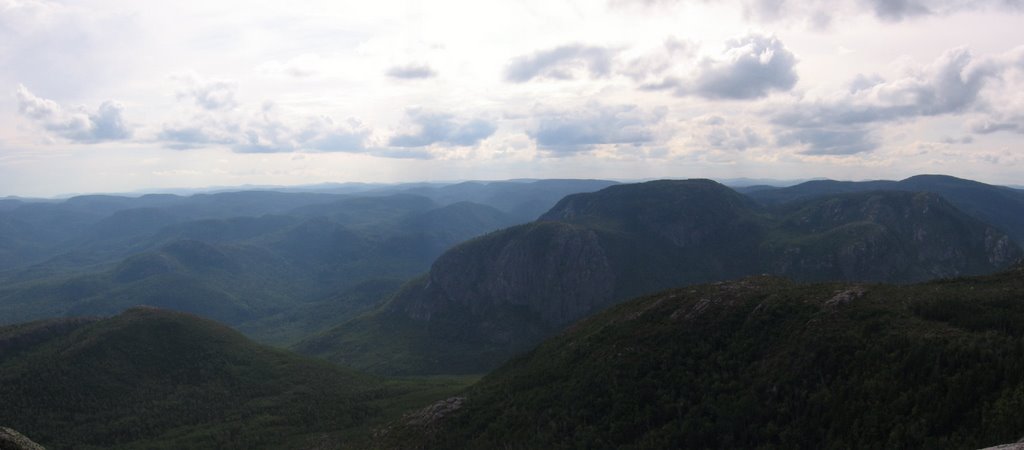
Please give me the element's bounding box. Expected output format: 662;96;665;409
403;222;614;328
0;427;44;450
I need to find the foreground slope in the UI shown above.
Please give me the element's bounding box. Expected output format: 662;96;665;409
387;266;1024;449
0;307;465;449
298;180;1021;374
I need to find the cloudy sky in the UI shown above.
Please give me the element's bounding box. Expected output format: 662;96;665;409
2;0;1023;196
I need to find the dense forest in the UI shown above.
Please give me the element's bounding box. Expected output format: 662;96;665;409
384;265;1024;449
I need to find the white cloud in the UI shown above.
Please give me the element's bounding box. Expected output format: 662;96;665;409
690;34;799;99
173;73;237;110
504;45;617;82
770;45;1019;154
158;107;372;155
15;84;131;142
637;34;798;100
529;104;667;155
698;115;766;151
388;110;496;147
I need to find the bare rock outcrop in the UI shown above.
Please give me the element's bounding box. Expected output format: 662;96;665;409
0;427;44;450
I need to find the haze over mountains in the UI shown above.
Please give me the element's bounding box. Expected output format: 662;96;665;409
2;174;1024;448
0;179;615;343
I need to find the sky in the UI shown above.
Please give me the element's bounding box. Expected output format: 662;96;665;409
2;0;1024;196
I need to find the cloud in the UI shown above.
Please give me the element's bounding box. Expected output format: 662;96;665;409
386;64;437;79
620;37;696;83
504;44;616;82
634;34;798;100
173;73;237;110
529;104;665;155
388;110;496;147
969;119;1021;134
940;135;974;144
613;0;1023;26
157;125;232;150
688;34;798;99
158;106;371;154
868;0;932;21
15;84;131;142
775;128;878;155
848;73;885;93
699;116;765;151
775;47;996;129
769;46;1015;154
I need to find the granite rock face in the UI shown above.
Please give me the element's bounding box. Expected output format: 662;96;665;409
0;427;44;450
407;222;615;328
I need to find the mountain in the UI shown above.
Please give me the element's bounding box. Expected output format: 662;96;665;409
0;307;470;450
745;174;1024;245
297;180;1022;375
763;190;1020;281
383;266;1024;449
0;307;375;449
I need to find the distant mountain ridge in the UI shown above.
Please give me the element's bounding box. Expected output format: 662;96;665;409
746;174;1024;244
0;179;616;278
298;178;1023;375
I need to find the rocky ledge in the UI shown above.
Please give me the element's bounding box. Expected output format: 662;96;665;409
0;427;44;450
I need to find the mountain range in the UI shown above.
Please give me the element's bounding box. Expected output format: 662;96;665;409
0;179;615;345
298;176;1023;375
2;174;1024;449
